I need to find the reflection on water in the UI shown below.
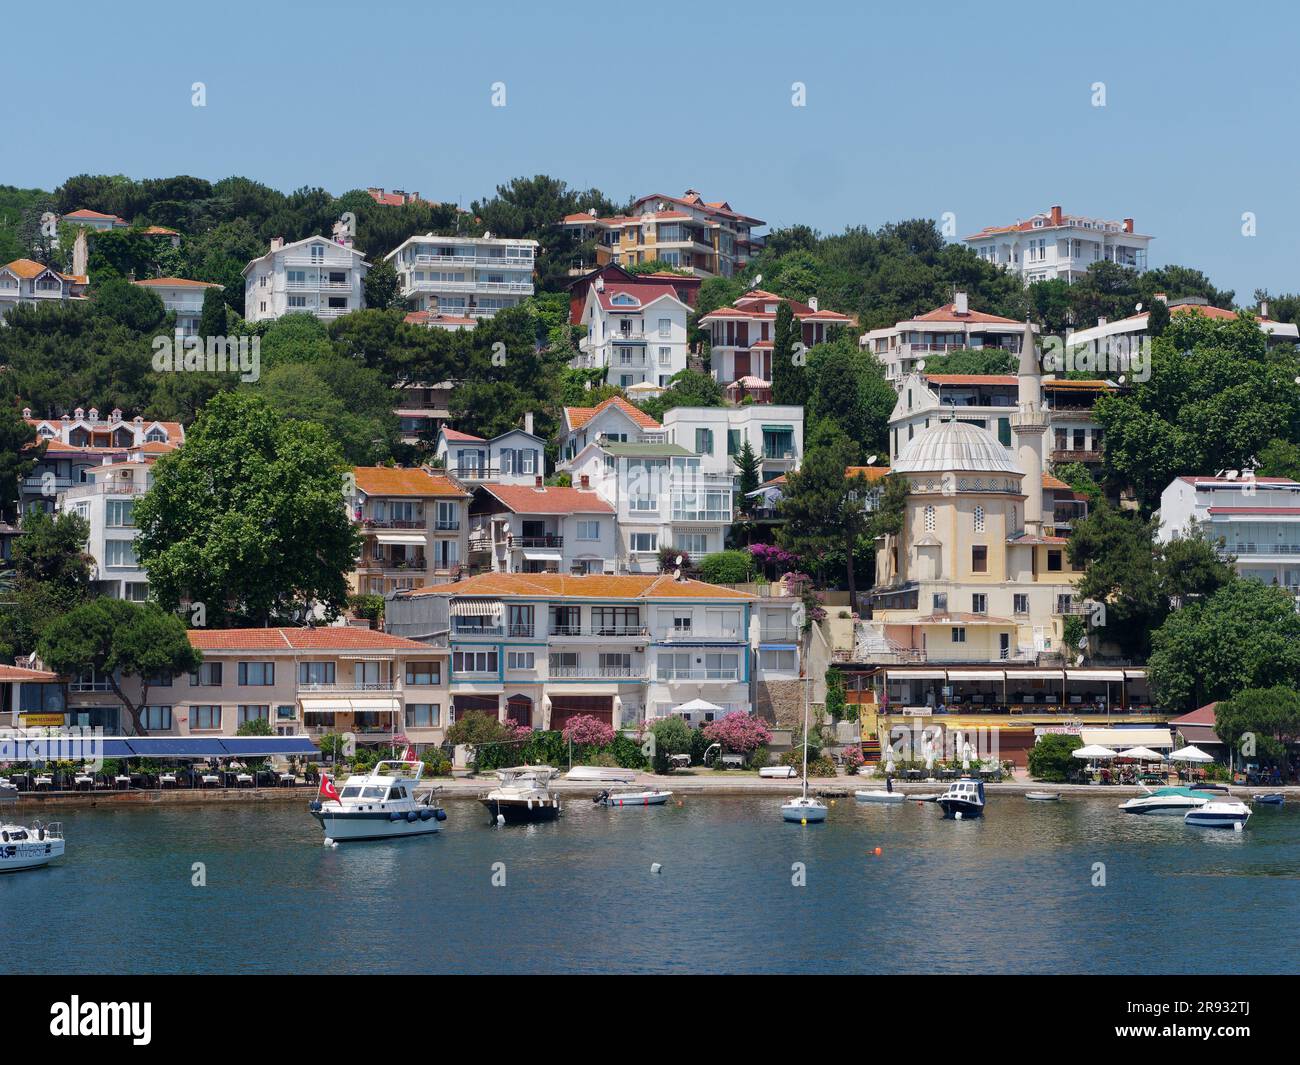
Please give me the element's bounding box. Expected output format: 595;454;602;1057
3;796;1296;974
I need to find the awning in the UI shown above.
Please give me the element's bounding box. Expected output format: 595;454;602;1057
1005;669;1063;680
761;424;793;432
886;669;946;680
1176;724;1223;746
221;738;319;757
374;533;427;546
9;738;135;761
946;669;1005;681
522;549;562;561
1123;668;1148;680
1080;727;1173;749
347;697;401;714
451;599;503;618
1066;669;1125;682
119;738;231;758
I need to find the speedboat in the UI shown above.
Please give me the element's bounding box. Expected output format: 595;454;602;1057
938;777;985;819
1118;786;1212;815
595;788;672;807
1025;791;1061;802
1185;801;1251;829
1253;793;1285;806
309;759;446;842
481;766;562;824
0;821;64;872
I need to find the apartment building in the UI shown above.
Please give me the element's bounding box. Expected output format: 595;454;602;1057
58;456;155;601
20;407;184;516
402;572;757;731
58;628;451;746
348;467;471;595
562;189;764;278
385;234;537;320
860;294;1030;385
1158;475;1300;592
242;235;369;323
467;483;616;575
1066;296;1299;356
887;372;1114;473
433;421;546;486
0;662;62;730
60;208;129;232
567;263;700;325
699;288;854;389
963;205;1153;284
572;277;690;388
662;405;804;485
132;277;222;337
558;396;664;464
0;258;87;318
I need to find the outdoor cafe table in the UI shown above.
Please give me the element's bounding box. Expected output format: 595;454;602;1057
33;775;53;790
114;775;131;789
200;774;221;787
905;769;923;781
74;774;94;790
159;774;177;788
278;773;297;787
235;773;254;788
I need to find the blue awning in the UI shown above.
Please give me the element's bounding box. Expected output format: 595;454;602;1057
125;738;230;758
11;738;135;761
220;738;320;757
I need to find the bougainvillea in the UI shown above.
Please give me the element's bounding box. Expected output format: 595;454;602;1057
702;711;772;753
561;714;616;746
749;543;798;576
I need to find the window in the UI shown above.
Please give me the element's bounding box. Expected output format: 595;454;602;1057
405;704;440;728
1014;593;1029;614
550;605;580;635
924;505;936;532
657;652;691;679
191;705;222;730
973;505;985;533
759;648;797;672
354;661;385;688
933;593;948;612
140;705;172;730
600;652;632;674
672;614;692;635
104;539;138;568
972;545;988;573
299;661;335;686
576;520;600;540
694;428;713;456
452;650;498;673
972;594;987;614
507;604;534;636
237;705;269;726
106;500;135;527
1047;549;1063;572
506;651;535;670
238;662;275;686
675;532;708;555
630;532;658;552
658;317;671;337
658;347;672;366
190;662;222;686
727;429;741;456
405;662;441;685
592;606;640;635
951;628;967;644
548;652;578;674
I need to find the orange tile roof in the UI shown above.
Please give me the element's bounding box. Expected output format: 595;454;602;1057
3;258;58;280
63;208;127;223
908;303;1023;325
409;572;754;600
846;465;891;482
924;374;1018;386
141;225;180;236
353;466;468;498
477;484;614;515
133;277;221;289
0;664;57;682
1042;472;1071;490
188;627;436;652
564;396;661;431
1042;379;1116;391
439;427;485;442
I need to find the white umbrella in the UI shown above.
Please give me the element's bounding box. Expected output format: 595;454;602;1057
1169;744;1213;763
673;698;723;714
1117;746;1165;761
923;735;935;778
961;740;972;772
1072;744;1117;759
884;744;897;776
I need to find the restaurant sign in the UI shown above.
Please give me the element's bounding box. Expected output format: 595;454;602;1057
19;713;65;727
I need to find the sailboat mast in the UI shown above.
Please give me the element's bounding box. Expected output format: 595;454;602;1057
801;662;810;800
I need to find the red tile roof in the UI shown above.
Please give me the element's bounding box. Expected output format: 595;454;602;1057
595;282;682;312
439;428;485;442
352;466;468;498
187;627;434;652
2;258;60;280
409;572;753;600
1206;507;1300;516
923;374;1018;386
477;484;614;515
564;396;661;431
908;303;1023;325
133;277;221;289
62;208;127;224
0;664;57;682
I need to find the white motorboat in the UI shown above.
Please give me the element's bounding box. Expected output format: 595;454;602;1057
0;821;64;872
1185;801;1251;829
759;765;798;779
1118;786;1212;815
309;759;446;842
781;675;828;824
565;766;637;783
938;777;985;819
1025;791;1061;802
855;783;906;803
481;766;562;824
595;789;672;807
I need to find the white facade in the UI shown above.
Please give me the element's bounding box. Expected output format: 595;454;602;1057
964;205;1153;284
58;458;153;601
1067;297;1299;356
573;280;690;388
0;259;84;319
468;485;617;575
558;396;664;465
860;294;1030;385
243;236;369;323
662;405;803;485
1157;475;1300;592
385;234;537;319
434;425;546;486
132;278;222;337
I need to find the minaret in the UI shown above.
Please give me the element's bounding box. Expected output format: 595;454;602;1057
1011;318;1048;534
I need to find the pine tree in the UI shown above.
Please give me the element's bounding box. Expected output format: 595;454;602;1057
770;302;808;406
734;438;761;515
198;285;227;338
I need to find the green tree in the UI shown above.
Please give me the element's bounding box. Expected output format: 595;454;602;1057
38;599;201;734
1145;297;1170;337
0;375;39;523
1254;438;1300;481
198;285;227;338
362;258;402;311
697;550;756;584
12;510;94;609
1027;734;1083;782
134;391;361;626
770;302;808;406
237;715;274;736
648;715;693;773
1215;686;1300;776
91;277;166;333
734;438;761;515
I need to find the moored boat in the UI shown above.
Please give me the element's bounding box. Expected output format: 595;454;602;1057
938;777;985;819
1184;801;1251;829
1025;791;1061;802
1253;793;1285;806
481;766;562;824
855;783;906;803
309;759;446;842
0;821;64;872
1118;786;1211;815
595;789;672;807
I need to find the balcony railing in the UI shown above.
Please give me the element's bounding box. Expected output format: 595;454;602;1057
299;681;397;692
760;626;799;643
1051;449;1101;462
655;628;742;641
655;669;741;682
434;519;460;531
549;625;648;638
412;253;534;268
360;518;424;530
450;466;500;480
549;665;645;679
451;624;505;636
507;535;563;549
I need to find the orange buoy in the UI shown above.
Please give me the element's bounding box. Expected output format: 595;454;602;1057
873;846;883;856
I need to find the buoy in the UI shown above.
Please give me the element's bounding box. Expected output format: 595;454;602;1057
651;862;662;874
323;837;334;847
874;846;883;855
801;818;808;825
955;811;963;820
496;814;505;826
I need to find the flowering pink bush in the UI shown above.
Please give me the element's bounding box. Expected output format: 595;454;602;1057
508;724;534;738
841;745;865;773
561;714;615;746
749;543;798;577
702;711;772;753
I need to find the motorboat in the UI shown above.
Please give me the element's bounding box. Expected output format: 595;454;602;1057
759;765;797;779
1189;782;1230;793
937;777;985;819
1253;793;1285;806
1025;791;1061;802
308;759;445;842
565;766;637;784
481;766;562;824
0;780;17;803
1118;785;1212;815
594;788;672;807
781;676;828;824
0;821;64;872
855;778;906;803
1185;801;1251;829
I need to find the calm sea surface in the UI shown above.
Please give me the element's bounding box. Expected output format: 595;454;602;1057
4;794;1298;974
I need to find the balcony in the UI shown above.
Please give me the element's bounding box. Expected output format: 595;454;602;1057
1052;448;1101;463
360;517;425;530
760;626;799;643
450;466;501;480
549;665;646;680
549;625;649;639
407;279;532;294
507;535;563;549
298;681;397;693
656;627;742;642
655;669;741;682
434;519;460;531
412;253;534;269
451;623;505;637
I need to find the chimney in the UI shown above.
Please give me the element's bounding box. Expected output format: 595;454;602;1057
1049;205;1062;226
1097;317;1107;328
21;407;31;418
270;237;285;252
1123;218;1134;233
534;475;543;488
1260;299;1270;319
954;291;969;316
808;296;819;312
524;411;534;436
580;475;590;489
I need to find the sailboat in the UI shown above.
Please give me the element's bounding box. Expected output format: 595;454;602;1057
781;669;828;824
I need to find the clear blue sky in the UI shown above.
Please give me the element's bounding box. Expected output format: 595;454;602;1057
6;0;1296;301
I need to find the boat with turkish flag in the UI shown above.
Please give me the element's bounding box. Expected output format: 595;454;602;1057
308;754;446;842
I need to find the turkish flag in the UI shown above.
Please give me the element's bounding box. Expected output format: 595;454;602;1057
401;745;416;763
319;775;341;802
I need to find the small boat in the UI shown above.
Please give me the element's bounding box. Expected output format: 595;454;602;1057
759;765;797;779
1189;782;1230;793
855;783;906;803
481;766;562;824
1253;793;1285;806
781;677;828;824
595;789;672;807
309;759;446;842
1025;791;1061;802
912;793;943;803
565;766;637;783
1185;801;1251;829
1118;786;1212;815
938;778;985;819
0;780;17;803
0;821;65;872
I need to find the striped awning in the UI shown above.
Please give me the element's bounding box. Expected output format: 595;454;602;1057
946;669;1004;681
1005;669;1063;679
374;532;427;546
1066;669;1126;682
451;599;503;618
886;669;946;680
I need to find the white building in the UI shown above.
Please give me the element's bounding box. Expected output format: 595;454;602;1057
1158;475;1300;592
662;404;803;485
242;235;369;323
0;258;87;318
860;294;1030;385
572;278;690;389
558;396;664;465
434;421;546;487
58;456;154;601
963;205;1153;284
385;234;537;320
132;277;222;337
467;484;617;575
1067;296;1299;356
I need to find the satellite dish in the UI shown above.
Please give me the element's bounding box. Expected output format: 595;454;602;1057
916;359;926;372
1135;302;1143;312
1076;636;1088;650
753;274;762;288
866;455;878;465
675;554;684;566
1224;470;1239;481
1118;375;1127;385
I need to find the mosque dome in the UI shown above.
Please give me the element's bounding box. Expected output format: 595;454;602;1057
893;419;1022;476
